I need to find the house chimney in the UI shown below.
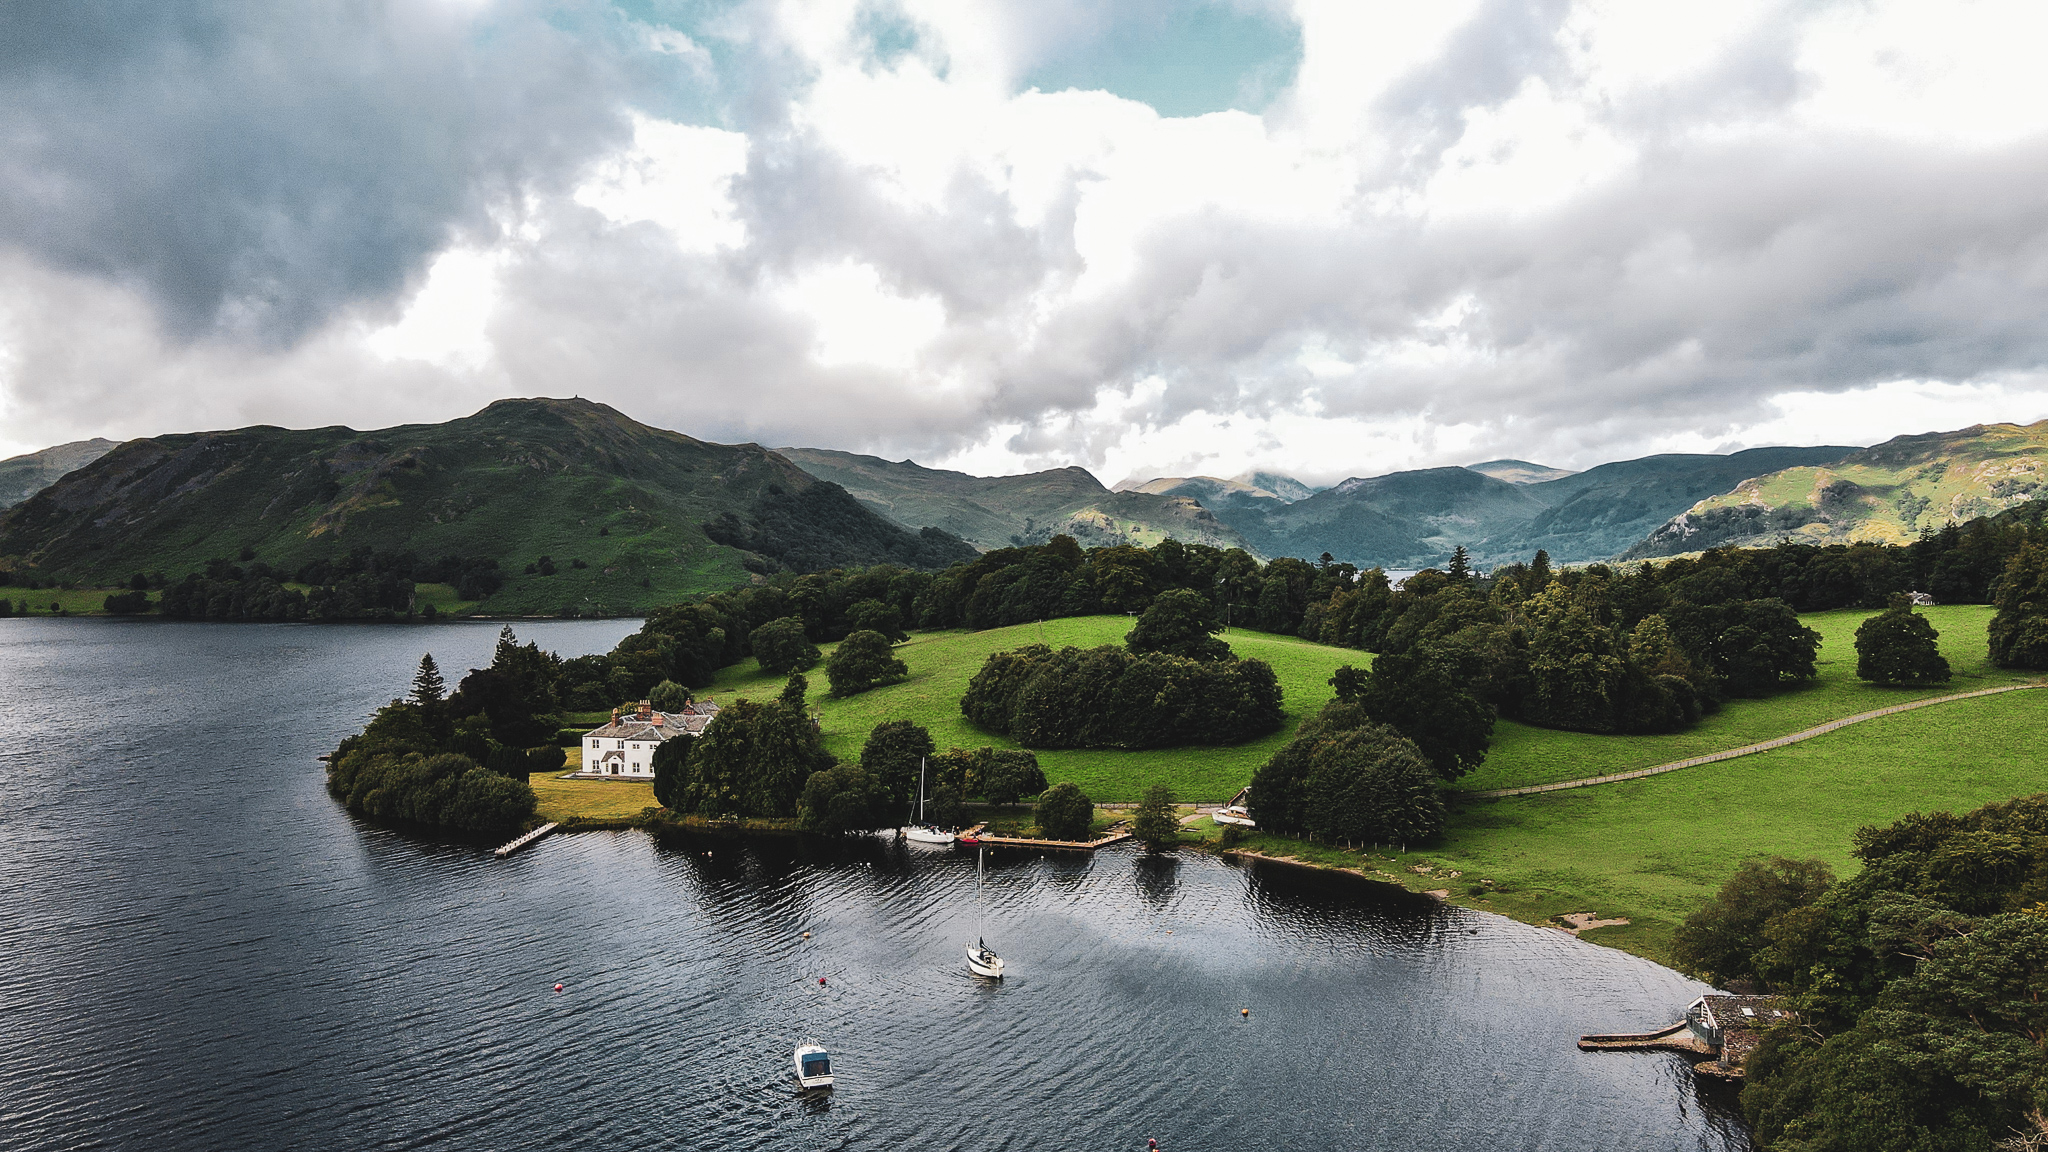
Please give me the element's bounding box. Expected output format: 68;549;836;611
637;699;652;719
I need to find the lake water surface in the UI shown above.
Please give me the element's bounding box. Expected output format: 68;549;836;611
0;619;1748;1151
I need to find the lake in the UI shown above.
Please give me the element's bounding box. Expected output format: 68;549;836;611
0;618;1748;1150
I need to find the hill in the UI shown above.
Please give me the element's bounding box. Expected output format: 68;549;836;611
775;448;1254;553
1216;446;1856;569
1466;459;1575;484
0;438;117;509
0;399;974;613
1624;421;2048;558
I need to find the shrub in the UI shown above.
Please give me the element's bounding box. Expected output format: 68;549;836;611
826;629;908;697
103;590;151;614
1036;782;1094;841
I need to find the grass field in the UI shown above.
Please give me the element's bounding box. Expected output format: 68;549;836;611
1454;604;2012;792
0;586;153;615
529;748;659;823
701;616;1362;803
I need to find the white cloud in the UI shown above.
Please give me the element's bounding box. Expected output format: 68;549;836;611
775;260;947;370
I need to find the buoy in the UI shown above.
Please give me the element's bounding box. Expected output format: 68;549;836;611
1241;1008;1250;1017
818;977;827;986
802;931;811;939
554;983;564;993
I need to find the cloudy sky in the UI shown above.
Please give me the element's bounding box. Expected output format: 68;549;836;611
4;0;2048;485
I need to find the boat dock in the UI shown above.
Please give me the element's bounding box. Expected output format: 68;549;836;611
960;822;1132;852
494;822;558;858
1576;1022;1709;1056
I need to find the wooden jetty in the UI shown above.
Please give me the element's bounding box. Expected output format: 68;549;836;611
963;822;1132;852
494;822;559;858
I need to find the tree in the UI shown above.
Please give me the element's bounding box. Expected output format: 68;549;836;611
750;616;820;675
845;598;907;642
798;763;892;834
1332;646;1494;780
681;699;833;819
103;589;151;614
826;629;908;697
1855;596;1952;685
779;673;808;708
1036;781;1095;841
409;653;447;707
980;750;1046;805
860;720;935;816
1990;543;2048;669
1668;856;1834;985
648;678;691;711
1132;784;1179;851
1125;588;1230;661
1300;723;1443;847
651;732;694;810
1445;545;1471;583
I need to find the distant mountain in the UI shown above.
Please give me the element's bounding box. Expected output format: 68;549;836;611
0;438;117;509
777;448;1254;553
1467;459;1576;485
0;399;975;612
1213;446;1857;569
1624;422;2048;559
1235;470;1322;501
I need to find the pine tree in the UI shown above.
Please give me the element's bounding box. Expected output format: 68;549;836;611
1131;784;1179;851
1446;545;1471;583
409;653;447;706
780;673;808;708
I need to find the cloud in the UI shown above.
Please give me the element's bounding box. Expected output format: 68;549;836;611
5;0;2048;484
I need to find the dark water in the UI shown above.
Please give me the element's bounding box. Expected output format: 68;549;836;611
0;619;1748;1151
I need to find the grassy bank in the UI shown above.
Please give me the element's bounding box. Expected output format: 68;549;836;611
701;616;1360;802
1187;605;2046;966
0;586;156;615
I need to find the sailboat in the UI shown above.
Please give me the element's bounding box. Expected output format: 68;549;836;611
903;756;956;846
966;843;1005;979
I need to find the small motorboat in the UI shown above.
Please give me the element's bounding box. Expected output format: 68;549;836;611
1212;785;1256;827
793;1040;834;1090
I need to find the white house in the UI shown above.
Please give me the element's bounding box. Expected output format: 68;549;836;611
580;699;720;778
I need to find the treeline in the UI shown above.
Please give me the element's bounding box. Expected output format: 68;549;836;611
959;590;1284;750
1671;795;2048;1149
151;549;505;621
324;630;567;834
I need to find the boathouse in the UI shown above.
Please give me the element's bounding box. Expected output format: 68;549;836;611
1685;994;1794;1074
579;699;720;778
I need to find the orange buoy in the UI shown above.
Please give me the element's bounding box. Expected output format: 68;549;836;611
554;984;564;993
802;931;811;939
1241;1008;1250;1017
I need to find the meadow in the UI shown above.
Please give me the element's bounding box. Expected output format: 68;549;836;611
702;616;1362;803
0;585;149;614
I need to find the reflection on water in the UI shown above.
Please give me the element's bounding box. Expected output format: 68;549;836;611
0;619;1748;1151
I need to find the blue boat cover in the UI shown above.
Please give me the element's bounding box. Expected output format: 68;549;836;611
802;1055;830;1076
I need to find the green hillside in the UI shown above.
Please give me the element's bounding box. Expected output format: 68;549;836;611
0;398;974;614
1626;420;2048;558
777;447;1254;553
1465;459;1575;484
0;438;116;509
701;615;1360;802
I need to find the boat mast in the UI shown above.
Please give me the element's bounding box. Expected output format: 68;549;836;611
917;756;927;826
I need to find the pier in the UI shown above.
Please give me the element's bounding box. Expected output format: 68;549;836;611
959;822;1132;852
1577;1022;1709;1056
494;822;558;858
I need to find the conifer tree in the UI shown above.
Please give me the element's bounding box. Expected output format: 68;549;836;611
1131;784;1179;851
409;653;447;706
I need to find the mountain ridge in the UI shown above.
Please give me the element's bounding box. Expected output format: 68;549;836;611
0;438;118;509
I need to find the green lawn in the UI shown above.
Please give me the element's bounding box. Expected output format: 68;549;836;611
0;586;154;615
701;617;1363;803
1453;604;2015;792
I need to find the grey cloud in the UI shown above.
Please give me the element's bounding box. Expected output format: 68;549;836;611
0;1;658;346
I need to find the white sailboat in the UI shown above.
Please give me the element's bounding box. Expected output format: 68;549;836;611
966;843;1005;979
792;1039;834;1090
903;756;956;846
